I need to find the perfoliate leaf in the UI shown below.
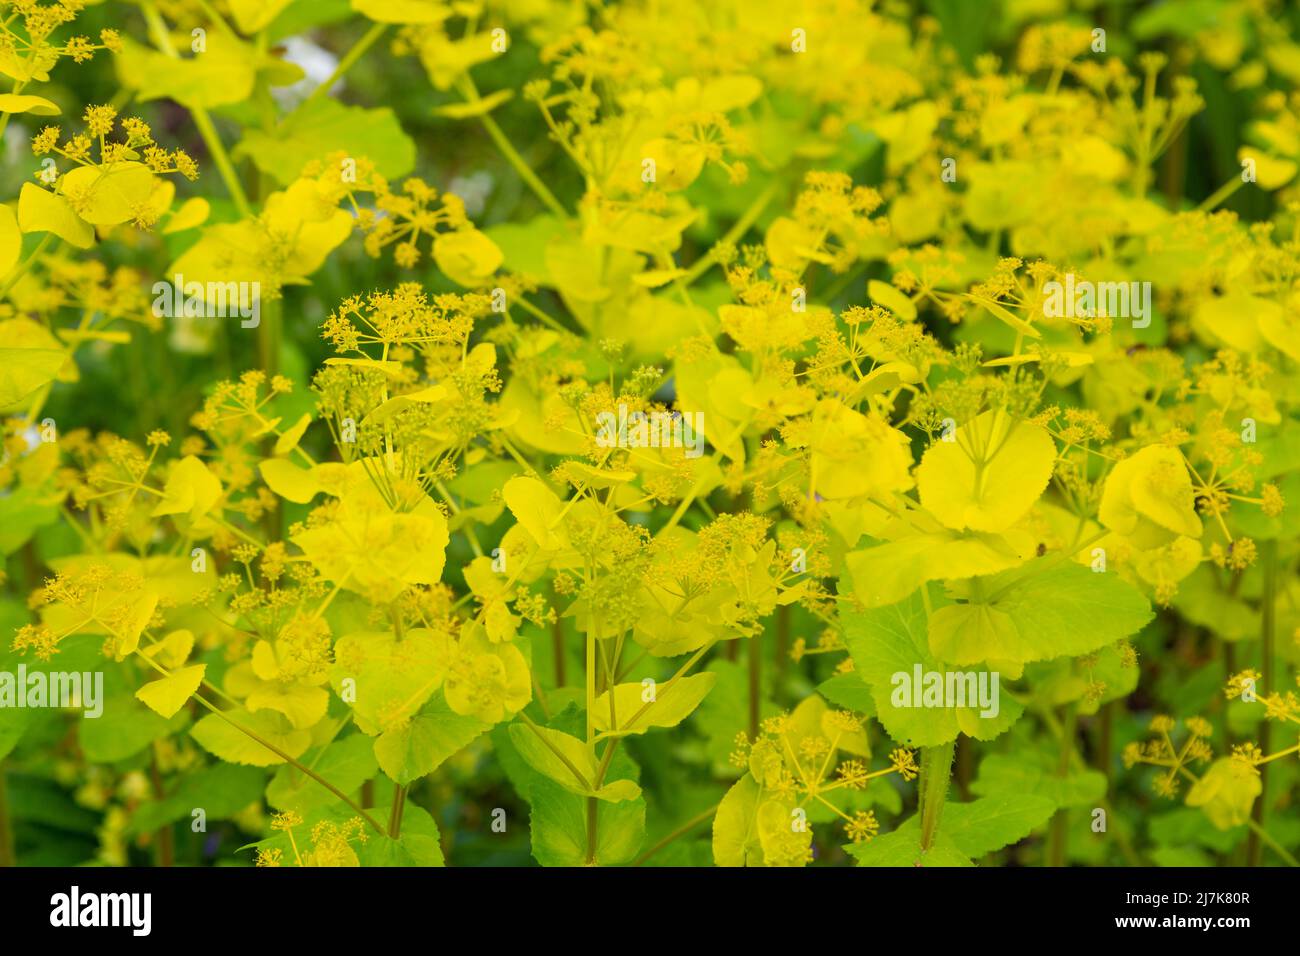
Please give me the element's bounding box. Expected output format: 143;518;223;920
0;203;21;275
374;693;489;785
1099;444;1202;548
845;531;1027;608
151;455;224;520
18;182;94;248
917;410;1056;532
293;469;450;603
928;561;1153;667
1186;758;1261;830
0;93;59;115
433;228;504;287
58;162;157;226
502;476;569;551
843;589;1023;747
235;98;416;185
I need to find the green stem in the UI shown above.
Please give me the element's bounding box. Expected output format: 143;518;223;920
1197;174;1245;213
1248;538;1277;867
585;606;598;863
682;178;778;286
141;1;252;218
0;232;54;300
747;631;761;740
1048;704;1078;866
1245;817;1299;868
388;784;407;839
299;22;388;111
919;740;956;852
633;803;720;866
0;762;13;866
191;108;253;218
460;77;568;220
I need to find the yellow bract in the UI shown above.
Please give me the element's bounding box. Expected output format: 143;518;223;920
1099;445;1203;549
293;469;450;604
917;411;1056;532
807;398;913;500
432;227;503;287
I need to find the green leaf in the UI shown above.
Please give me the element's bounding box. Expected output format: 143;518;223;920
358;805;445;866
971;743;1107;809
115;36;255;109
846;821;973;867
939;793;1056;857
190;708;311;766
527;782;645;867
929;562;1153;667
129;764;265;836
492;710;646;866
234;98;416;185
817;671;876;716
507;722;641;802
844;530;1027;608
267;732;378;814
79;694;180;762
843;590;1023;747
0;485;61;555
712;774;761;866
374;693;488;785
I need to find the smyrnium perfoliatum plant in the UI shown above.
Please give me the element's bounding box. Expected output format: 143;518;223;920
0;0;1297;870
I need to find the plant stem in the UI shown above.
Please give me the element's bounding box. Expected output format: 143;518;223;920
633;803;719;866
919;740;956;852
682;178;778;286
388;784;407;839
299;22;388;111
0;232;54;300
149;752;175;867
1247;538;1277;867
0;763;13;866
190;108;253;218
1245;817;1299;868
460;77;569;220
748;632;761;740
141;1;252;218
585;606;599;863
582;794;598;865
1048;704;1078;866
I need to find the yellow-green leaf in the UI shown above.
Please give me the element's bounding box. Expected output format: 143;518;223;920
869;279;917;320
917;411;1056;533
433;228;503;287
0;93;59;115
151;455;224;520
135;664;206;718
18;182;94;248
592;673;716;738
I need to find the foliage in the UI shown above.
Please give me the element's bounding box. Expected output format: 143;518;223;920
0;0;1298;870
